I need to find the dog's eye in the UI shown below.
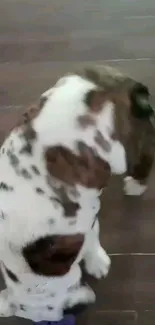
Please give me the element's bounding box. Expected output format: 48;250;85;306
130;83;154;119
136;96;149;107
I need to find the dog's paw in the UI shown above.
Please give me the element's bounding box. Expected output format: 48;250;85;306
0;291;16;317
84;246;111;279
67;286;96;307
124;176;147;196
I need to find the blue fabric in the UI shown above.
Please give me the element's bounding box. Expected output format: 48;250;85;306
35;315;76;325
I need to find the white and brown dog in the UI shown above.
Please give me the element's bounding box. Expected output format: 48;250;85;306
0;65;154;322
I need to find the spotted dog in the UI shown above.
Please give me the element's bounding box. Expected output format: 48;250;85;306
0;65;154;322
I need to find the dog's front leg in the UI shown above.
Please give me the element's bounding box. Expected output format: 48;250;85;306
0;289;17;317
83;219;111;279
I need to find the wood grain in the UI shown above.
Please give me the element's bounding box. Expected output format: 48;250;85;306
1;0;155;324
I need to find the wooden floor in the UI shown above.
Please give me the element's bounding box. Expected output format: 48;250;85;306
1;0;155;324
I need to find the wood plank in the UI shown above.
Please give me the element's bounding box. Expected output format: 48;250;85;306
0;19;155;62
1;0;155;63
78;310;137;325
92;256;155;310
1;0;155;28
1;60;155;106
1;17;155;62
138;311;155;325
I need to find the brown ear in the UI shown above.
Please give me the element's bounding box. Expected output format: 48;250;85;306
85;90;106;113
23;234;84;277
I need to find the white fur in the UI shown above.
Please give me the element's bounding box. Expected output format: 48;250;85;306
124;176;147;196
0;74;126;321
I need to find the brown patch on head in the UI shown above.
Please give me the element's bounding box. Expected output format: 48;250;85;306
23;234;84;276
45;143;110;190
52;186;80;217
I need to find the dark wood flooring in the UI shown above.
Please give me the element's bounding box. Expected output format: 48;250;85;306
1;1;155;324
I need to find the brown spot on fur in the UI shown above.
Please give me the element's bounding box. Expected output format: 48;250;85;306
31;165;40;175
51;293;55;297
23;234;84;276
22;124;36;142
20;169;32;179
23;105;40;124
20;304;26;311
19;91;48;128
0;211;5;220
0;182;13;191
20;143;33;155
95;130;111;152
5;267;19;283
16;101;43;156
48;218;55;225
77;114;96;128
36;187;45;195
53;186;80;217
7;150;20;167
19;119;37;158
16;105;39;128
45;144;110;190
39;96;48;109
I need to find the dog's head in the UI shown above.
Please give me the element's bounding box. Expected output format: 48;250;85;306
27;66;154;186
77;66;155;185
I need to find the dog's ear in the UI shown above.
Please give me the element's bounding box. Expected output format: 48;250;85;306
130;83;154;119
23;234;84;277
